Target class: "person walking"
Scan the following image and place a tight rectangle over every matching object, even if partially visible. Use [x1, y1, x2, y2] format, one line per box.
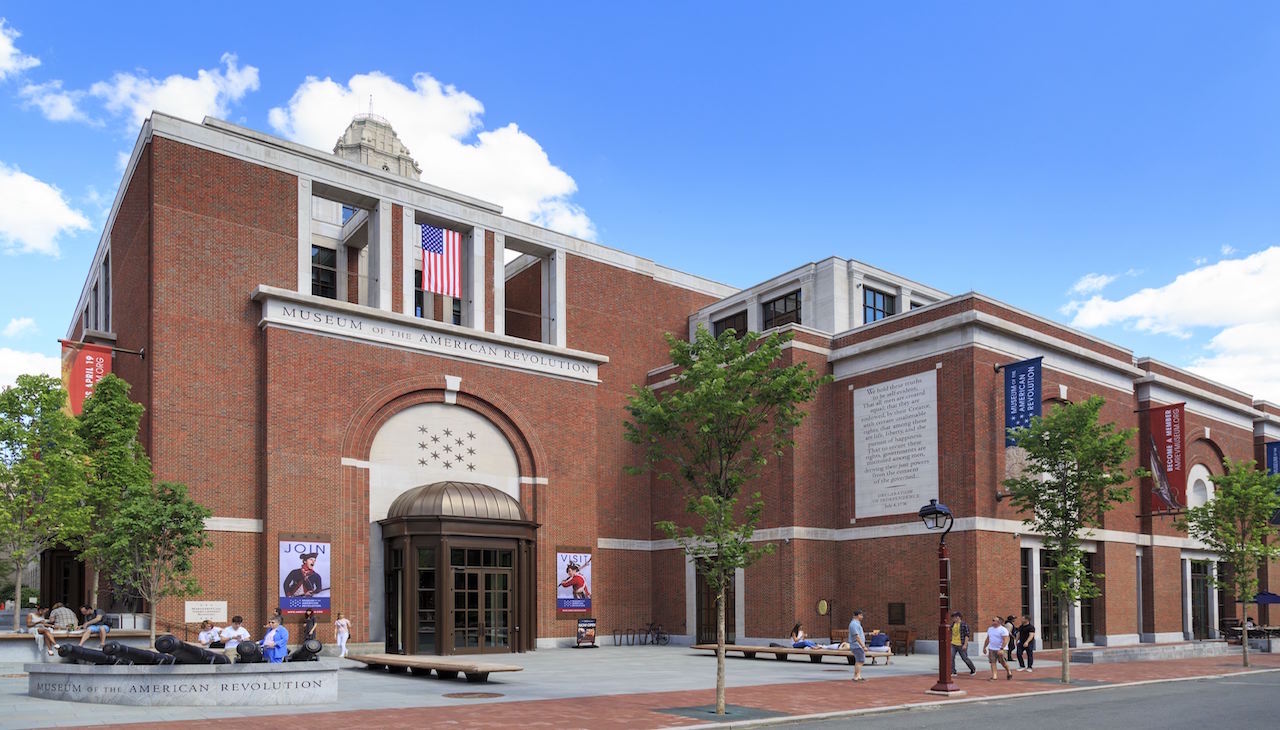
[1003, 615, 1017, 662]
[334, 612, 351, 658]
[949, 611, 976, 676]
[1015, 615, 1036, 672]
[847, 610, 868, 682]
[982, 615, 1013, 680]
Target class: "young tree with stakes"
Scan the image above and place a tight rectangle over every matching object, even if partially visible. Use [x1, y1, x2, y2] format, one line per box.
[0, 375, 92, 631]
[625, 325, 827, 715]
[1004, 395, 1143, 684]
[1177, 458, 1280, 668]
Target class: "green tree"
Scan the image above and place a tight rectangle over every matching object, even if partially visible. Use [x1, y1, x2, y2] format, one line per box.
[1177, 458, 1280, 668]
[1004, 395, 1142, 684]
[625, 325, 828, 714]
[77, 375, 154, 607]
[0, 375, 92, 631]
[0, 371, 91, 627]
[97, 480, 210, 646]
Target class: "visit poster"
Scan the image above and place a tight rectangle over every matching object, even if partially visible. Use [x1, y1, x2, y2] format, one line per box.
[556, 548, 592, 615]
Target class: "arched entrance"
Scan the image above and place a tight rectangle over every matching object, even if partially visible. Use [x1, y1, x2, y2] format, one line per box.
[379, 481, 537, 655]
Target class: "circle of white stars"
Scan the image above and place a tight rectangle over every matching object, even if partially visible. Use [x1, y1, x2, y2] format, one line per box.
[417, 425, 478, 471]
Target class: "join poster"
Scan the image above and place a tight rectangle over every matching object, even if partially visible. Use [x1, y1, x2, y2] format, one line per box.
[279, 539, 331, 614]
[1004, 357, 1042, 446]
[1147, 403, 1186, 512]
[556, 549, 592, 615]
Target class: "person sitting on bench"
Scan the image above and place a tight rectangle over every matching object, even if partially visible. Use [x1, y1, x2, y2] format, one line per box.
[791, 622, 819, 649]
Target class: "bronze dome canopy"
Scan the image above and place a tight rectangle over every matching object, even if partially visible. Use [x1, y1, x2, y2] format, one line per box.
[386, 481, 528, 522]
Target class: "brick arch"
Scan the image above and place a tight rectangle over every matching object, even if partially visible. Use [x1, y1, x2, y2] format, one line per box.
[340, 375, 546, 481]
[1186, 436, 1226, 476]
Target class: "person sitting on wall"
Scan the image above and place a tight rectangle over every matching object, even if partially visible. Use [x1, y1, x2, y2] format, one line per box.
[196, 619, 223, 648]
[28, 606, 59, 656]
[283, 552, 324, 597]
[791, 622, 819, 649]
[259, 617, 289, 663]
[49, 602, 77, 631]
[77, 604, 110, 649]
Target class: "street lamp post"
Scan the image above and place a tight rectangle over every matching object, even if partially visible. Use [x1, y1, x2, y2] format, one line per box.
[919, 498, 964, 695]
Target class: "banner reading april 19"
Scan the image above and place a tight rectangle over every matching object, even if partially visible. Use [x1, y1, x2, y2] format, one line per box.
[60, 340, 112, 415]
[279, 539, 331, 614]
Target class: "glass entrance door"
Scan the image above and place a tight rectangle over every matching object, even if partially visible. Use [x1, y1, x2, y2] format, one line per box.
[453, 569, 513, 653]
[1191, 561, 1212, 640]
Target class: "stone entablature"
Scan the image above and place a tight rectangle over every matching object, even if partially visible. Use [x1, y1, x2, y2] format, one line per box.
[28, 661, 337, 706]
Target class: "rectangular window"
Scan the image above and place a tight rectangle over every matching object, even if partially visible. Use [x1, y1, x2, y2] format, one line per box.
[887, 602, 906, 625]
[761, 290, 801, 330]
[90, 283, 99, 330]
[101, 253, 111, 332]
[863, 287, 896, 323]
[341, 205, 357, 224]
[712, 310, 748, 338]
[311, 245, 337, 299]
[451, 297, 462, 325]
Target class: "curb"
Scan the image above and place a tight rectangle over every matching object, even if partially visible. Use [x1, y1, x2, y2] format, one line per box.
[679, 666, 1280, 729]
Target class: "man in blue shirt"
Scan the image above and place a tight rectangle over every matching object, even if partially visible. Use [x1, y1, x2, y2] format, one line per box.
[847, 609, 867, 681]
[260, 617, 289, 663]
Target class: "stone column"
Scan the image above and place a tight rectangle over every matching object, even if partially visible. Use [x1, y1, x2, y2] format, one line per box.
[467, 226, 486, 329]
[296, 178, 312, 294]
[1027, 546, 1042, 651]
[401, 207, 416, 316]
[492, 232, 506, 335]
[1182, 557, 1193, 640]
[367, 199, 393, 310]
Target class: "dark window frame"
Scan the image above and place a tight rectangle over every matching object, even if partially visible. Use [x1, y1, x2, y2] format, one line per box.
[761, 290, 801, 330]
[712, 310, 748, 338]
[311, 245, 338, 300]
[863, 287, 896, 323]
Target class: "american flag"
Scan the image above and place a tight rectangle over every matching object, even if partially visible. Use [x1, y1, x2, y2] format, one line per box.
[421, 223, 462, 298]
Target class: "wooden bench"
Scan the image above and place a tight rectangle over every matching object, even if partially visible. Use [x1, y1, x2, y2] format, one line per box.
[691, 643, 892, 665]
[346, 653, 523, 683]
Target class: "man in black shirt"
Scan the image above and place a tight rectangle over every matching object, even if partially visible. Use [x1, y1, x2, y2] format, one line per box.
[1015, 614, 1036, 672]
[77, 604, 111, 649]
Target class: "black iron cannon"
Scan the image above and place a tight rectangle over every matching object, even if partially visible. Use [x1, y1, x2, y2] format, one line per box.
[285, 639, 323, 662]
[236, 641, 265, 663]
[103, 641, 175, 665]
[57, 644, 117, 665]
[154, 634, 229, 665]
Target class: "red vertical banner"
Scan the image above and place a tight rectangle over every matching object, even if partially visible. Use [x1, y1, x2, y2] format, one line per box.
[60, 341, 112, 415]
[1146, 402, 1186, 511]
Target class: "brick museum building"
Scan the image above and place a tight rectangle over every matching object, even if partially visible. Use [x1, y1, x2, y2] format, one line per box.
[57, 111, 1280, 655]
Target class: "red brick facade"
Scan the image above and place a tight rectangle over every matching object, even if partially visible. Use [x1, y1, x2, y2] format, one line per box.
[64, 116, 1279, 654]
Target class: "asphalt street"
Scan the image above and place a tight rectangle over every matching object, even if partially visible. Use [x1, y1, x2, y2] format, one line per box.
[785, 670, 1280, 729]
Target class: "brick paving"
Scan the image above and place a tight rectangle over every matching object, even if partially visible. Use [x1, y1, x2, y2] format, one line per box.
[89, 653, 1280, 730]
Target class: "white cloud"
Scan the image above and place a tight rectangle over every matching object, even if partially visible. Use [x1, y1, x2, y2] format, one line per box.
[2, 317, 36, 337]
[1221, 244, 1237, 256]
[89, 53, 259, 130]
[0, 161, 91, 256]
[0, 18, 39, 80]
[1066, 247, 1280, 337]
[1189, 322, 1280, 404]
[0, 348, 60, 391]
[268, 71, 596, 240]
[1068, 272, 1117, 296]
[19, 80, 95, 123]
[1193, 256, 1208, 266]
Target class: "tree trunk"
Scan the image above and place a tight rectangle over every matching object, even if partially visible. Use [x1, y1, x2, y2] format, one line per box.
[149, 603, 156, 649]
[88, 565, 99, 609]
[1242, 623, 1250, 668]
[1059, 596, 1070, 684]
[12, 568, 22, 633]
[716, 583, 727, 715]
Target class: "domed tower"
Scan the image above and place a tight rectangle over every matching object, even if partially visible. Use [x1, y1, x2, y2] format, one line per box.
[333, 113, 423, 180]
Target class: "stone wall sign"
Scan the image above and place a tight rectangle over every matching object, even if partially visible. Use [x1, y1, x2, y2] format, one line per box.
[853, 370, 939, 518]
[27, 661, 337, 706]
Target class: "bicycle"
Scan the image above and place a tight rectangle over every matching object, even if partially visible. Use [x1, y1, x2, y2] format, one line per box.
[642, 621, 669, 646]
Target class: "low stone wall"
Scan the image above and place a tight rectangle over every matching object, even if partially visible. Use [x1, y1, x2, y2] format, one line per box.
[27, 661, 337, 706]
[0, 631, 153, 664]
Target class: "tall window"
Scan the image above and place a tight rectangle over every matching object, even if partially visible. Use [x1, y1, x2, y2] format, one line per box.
[311, 246, 337, 299]
[414, 269, 425, 318]
[713, 310, 748, 338]
[762, 290, 801, 329]
[863, 287, 896, 323]
[90, 283, 99, 330]
[101, 253, 111, 332]
[451, 297, 462, 325]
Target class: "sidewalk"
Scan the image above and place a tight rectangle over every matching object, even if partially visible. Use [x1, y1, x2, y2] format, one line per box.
[83, 651, 1280, 730]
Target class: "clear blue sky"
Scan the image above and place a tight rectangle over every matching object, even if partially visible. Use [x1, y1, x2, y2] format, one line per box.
[3, 3, 1280, 399]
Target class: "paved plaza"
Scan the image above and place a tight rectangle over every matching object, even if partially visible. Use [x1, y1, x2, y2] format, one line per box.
[2, 645, 1278, 728]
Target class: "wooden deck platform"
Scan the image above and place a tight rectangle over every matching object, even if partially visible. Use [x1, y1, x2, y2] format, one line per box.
[347, 653, 524, 683]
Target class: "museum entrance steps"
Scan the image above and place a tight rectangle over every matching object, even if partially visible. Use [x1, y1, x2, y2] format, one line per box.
[1069, 640, 1236, 664]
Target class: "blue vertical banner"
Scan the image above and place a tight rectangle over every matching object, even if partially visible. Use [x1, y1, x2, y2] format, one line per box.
[1266, 441, 1280, 475]
[1004, 357, 1043, 446]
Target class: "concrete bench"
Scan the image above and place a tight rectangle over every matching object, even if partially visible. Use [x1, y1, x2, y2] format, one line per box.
[691, 643, 892, 665]
[346, 653, 523, 683]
